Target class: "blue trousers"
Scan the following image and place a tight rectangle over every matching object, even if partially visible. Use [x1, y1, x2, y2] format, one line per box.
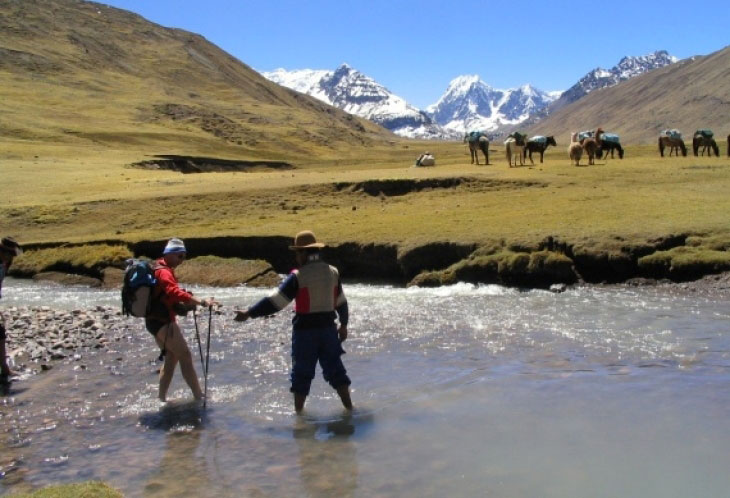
[290, 325, 350, 396]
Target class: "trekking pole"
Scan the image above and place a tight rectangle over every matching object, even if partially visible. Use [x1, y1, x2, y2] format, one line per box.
[193, 310, 205, 373]
[203, 304, 213, 409]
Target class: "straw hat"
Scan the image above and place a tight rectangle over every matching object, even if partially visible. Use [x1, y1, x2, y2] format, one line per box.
[0, 237, 22, 256]
[289, 231, 325, 250]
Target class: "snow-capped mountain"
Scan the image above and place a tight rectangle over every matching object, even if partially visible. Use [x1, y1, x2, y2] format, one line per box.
[263, 64, 446, 139]
[263, 50, 676, 140]
[552, 50, 678, 110]
[426, 75, 560, 137]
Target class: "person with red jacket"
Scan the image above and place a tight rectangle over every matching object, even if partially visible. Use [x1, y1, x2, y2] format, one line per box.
[146, 238, 215, 402]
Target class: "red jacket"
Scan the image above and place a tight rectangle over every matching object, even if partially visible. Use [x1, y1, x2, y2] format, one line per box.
[153, 258, 192, 322]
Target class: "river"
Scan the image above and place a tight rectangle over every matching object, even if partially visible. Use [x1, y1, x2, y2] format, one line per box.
[1, 278, 729, 497]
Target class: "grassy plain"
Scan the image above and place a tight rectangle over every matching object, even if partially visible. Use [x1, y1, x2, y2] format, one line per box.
[3, 139, 729, 257]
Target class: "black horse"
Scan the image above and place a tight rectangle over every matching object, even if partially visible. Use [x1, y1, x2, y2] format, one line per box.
[523, 136, 557, 164]
[692, 133, 720, 157]
[597, 141, 624, 159]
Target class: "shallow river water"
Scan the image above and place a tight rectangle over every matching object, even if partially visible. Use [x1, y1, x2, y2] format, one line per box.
[1, 279, 729, 497]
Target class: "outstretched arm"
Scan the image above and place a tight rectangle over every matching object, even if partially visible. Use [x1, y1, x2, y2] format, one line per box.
[234, 273, 298, 322]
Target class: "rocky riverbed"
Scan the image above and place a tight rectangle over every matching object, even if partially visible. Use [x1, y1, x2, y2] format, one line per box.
[2, 305, 130, 376]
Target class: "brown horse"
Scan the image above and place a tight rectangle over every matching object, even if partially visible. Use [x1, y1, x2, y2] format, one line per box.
[463, 133, 489, 165]
[583, 140, 598, 165]
[580, 128, 603, 165]
[523, 136, 557, 164]
[692, 133, 719, 156]
[658, 136, 687, 157]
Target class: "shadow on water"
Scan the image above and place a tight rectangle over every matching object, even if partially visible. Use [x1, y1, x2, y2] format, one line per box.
[0, 380, 27, 397]
[295, 410, 375, 441]
[138, 400, 208, 432]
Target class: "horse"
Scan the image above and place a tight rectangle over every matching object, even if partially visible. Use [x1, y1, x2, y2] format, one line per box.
[523, 136, 557, 164]
[505, 138, 525, 167]
[579, 128, 603, 165]
[463, 133, 489, 165]
[568, 133, 583, 166]
[568, 143, 583, 166]
[658, 136, 687, 157]
[598, 141, 624, 159]
[692, 133, 719, 157]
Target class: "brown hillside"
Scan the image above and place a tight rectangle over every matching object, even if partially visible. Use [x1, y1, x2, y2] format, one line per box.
[0, 0, 394, 161]
[525, 45, 730, 144]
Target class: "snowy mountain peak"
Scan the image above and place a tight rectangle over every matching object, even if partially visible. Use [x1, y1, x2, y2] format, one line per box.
[556, 50, 677, 106]
[262, 64, 447, 139]
[427, 75, 558, 137]
[445, 74, 483, 94]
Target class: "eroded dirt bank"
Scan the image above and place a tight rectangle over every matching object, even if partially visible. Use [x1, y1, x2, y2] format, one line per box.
[11, 234, 730, 289]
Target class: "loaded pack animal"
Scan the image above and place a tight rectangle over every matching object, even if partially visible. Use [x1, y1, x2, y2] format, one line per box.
[504, 131, 526, 167]
[579, 128, 603, 165]
[523, 135, 557, 164]
[597, 133, 624, 159]
[464, 131, 490, 165]
[568, 132, 583, 166]
[692, 129, 719, 157]
[658, 129, 687, 157]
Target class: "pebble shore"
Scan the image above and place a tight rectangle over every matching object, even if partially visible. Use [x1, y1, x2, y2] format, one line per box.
[2, 305, 131, 374]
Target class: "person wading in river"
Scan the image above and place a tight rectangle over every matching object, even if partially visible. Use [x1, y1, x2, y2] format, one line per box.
[0, 237, 22, 383]
[235, 230, 353, 414]
[147, 238, 216, 402]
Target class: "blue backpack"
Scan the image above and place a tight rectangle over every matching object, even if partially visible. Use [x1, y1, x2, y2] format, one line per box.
[695, 129, 714, 139]
[602, 133, 620, 144]
[121, 259, 158, 317]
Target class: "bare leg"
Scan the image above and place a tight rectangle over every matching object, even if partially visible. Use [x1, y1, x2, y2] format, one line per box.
[294, 393, 307, 414]
[336, 385, 353, 411]
[156, 323, 203, 400]
[1, 338, 13, 377]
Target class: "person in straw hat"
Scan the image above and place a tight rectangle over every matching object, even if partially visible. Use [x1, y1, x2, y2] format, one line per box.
[0, 237, 23, 382]
[146, 237, 217, 402]
[235, 230, 353, 413]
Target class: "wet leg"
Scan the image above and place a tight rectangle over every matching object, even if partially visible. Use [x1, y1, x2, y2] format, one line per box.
[164, 323, 203, 400]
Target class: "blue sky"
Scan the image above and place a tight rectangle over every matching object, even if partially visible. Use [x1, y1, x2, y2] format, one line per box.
[100, 0, 729, 109]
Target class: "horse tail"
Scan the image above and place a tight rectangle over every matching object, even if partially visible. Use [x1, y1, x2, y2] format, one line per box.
[679, 141, 687, 157]
[658, 137, 663, 157]
[712, 140, 719, 157]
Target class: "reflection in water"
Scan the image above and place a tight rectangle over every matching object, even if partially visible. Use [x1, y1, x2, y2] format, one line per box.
[139, 402, 208, 497]
[293, 413, 369, 498]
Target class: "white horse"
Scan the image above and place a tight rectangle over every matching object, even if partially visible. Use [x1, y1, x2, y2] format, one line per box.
[504, 137, 525, 167]
[568, 132, 583, 166]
